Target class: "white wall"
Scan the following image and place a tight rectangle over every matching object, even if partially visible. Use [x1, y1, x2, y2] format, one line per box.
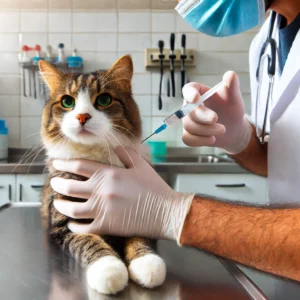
[0, 2, 259, 149]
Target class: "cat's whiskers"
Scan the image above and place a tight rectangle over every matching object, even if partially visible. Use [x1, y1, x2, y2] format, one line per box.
[27, 144, 46, 174]
[12, 142, 44, 173]
[25, 131, 64, 173]
[111, 124, 136, 139]
[103, 133, 113, 170]
[23, 131, 41, 140]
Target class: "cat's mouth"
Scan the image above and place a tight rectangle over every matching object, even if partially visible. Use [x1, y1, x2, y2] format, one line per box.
[78, 128, 95, 136]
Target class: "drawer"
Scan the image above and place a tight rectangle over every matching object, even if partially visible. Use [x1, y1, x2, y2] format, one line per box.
[16, 174, 48, 202]
[0, 175, 15, 205]
[174, 174, 269, 205]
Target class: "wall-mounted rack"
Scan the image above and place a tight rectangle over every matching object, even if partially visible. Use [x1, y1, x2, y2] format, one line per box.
[145, 48, 195, 69]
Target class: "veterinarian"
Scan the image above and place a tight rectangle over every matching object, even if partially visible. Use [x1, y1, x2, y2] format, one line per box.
[51, 0, 300, 281]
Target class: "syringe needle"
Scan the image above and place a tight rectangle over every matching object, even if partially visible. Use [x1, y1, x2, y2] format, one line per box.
[141, 133, 155, 144]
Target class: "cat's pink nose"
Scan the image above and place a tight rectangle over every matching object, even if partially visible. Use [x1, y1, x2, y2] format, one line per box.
[76, 113, 91, 125]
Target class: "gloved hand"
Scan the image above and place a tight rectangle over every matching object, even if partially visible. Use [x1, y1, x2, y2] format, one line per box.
[182, 71, 252, 154]
[51, 147, 195, 244]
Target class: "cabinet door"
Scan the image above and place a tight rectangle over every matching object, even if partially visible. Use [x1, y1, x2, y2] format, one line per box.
[174, 174, 269, 205]
[16, 174, 48, 202]
[0, 175, 16, 206]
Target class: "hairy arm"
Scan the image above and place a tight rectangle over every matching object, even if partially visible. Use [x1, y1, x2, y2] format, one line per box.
[229, 124, 268, 177]
[180, 196, 300, 281]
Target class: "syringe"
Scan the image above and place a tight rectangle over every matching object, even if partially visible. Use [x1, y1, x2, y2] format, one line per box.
[141, 81, 224, 144]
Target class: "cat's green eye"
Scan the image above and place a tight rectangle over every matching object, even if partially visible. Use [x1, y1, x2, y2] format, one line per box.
[96, 93, 112, 107]
[61, 95, 75, 109]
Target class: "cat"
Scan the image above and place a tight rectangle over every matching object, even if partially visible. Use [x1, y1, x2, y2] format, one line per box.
[39, 55, 166, 295]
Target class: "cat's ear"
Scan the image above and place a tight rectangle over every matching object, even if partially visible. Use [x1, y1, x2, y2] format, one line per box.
[109, 55, 133, 82]
[38, 60, 64, 91]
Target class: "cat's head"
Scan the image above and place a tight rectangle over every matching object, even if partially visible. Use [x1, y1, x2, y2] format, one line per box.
[39, 55, 141, 155]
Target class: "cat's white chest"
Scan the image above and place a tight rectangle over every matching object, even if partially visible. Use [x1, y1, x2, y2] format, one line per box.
[45, 142, 124, 168]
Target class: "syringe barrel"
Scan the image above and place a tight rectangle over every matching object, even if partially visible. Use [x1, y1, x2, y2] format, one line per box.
[181, 102, 199, 116]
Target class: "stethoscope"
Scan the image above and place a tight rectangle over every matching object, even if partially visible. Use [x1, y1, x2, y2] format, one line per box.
[255, 11, 277, 144]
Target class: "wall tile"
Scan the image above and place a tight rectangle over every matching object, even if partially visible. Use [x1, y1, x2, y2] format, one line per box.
[152, 33, 198, 49]
[175, 14, 197, 33]
[20, 95, 44, 116]
[72, 0, 117, 10]
[195, 52, 249, 75]
[49, 12, 72, 33]
[73, 13, 117, 32]
[0, 12, 19, 33]
[118, 33, 151, 51]
[5, 117, 20, 148]
[152, 95, 182, 117]
[95, 52, 118, 70]
[20, 116, 42, 148]
[141, 116, 152, 138]
[49, 33, 72, 53]
[0, 34, 19, 51]
[0, 96, 19, 117]
[118, 0, 151, 10]
[152, 0, 178, 10]
[0, 0, 19, 10]
[49, 0, 72, 10]
[96, 34, 117, 52]
[20, 12, 47, 33]
[72, 34, 97, 51]
[19, 33, 48, 53]
[19, 0, 47, 10]
[119, 12, 150, 32]
[0, 53, 19, 73]
[81, 52, 97, 73]
[118, 51, 145, 73]
[134, 95, 152, 116]
[151, 12, 175, 33]
[132, 73, 151, 95]
[197, 33, 256, 52]
[0, 75, 20, 95]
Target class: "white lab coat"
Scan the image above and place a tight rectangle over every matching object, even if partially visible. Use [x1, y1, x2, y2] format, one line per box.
[249, 14, 300, 205]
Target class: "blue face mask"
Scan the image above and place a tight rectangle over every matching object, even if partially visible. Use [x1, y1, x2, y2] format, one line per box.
[176, 0, 265, 37]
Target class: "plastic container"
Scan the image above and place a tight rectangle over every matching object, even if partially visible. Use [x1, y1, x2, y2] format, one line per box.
[0, 120, 8, 160]
[147, 141, 167, 163]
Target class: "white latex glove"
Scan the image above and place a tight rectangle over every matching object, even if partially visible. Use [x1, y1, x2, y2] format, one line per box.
[51, 147, 195, 244]
[182, 71, 252, 154]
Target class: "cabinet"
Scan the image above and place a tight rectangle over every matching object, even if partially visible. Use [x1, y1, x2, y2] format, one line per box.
[0, 175, 15, 205]
[174, 174, 269, 205]
[16, 174, 48, 202]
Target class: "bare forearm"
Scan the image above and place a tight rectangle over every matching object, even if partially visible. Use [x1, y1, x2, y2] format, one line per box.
[230, 124, 268, 177]
[180, 196, 300, 281]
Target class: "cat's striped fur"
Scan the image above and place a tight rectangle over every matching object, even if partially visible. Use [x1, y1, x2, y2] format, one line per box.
[39, 55, 166, 294]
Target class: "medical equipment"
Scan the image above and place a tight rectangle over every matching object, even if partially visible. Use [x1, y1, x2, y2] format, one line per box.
[255, 11, 277, 144]
[141, 81, 224, 144]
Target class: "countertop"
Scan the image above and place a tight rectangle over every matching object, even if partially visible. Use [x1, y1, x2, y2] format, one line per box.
[0, 148, 249, 174]
[0, 204, 265, 300]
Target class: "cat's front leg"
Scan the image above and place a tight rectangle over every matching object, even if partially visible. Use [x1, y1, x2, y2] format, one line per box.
[124, 237, 166, 288]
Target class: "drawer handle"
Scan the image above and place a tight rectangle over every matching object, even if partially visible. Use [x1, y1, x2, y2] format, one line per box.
[0, 186, 4, 189]
[19, 184, 23, 202]
[31, 185, 45, 189]
[8, 184, 11, 201]
[215, 184, 246, 188]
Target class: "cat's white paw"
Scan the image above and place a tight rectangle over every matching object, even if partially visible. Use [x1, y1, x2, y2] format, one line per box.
[128, 254, 166, 288]
[86, 256, 128, 295]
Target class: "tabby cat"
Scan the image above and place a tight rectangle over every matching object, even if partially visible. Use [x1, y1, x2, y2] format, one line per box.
[39, 55, 166, 295]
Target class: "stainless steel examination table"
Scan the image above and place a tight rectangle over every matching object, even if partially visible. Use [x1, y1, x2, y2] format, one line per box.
[1, 204, 300, 300]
